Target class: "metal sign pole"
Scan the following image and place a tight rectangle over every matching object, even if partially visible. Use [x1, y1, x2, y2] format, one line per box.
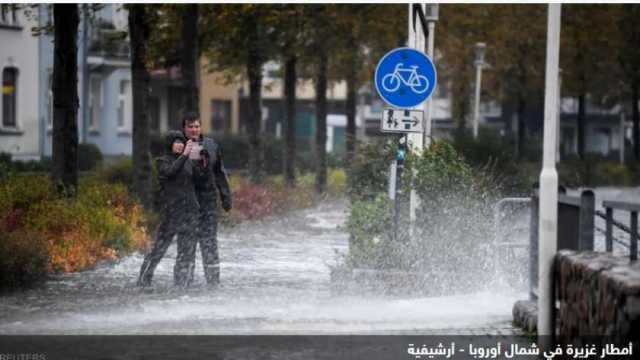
[394, 134, 407, 242]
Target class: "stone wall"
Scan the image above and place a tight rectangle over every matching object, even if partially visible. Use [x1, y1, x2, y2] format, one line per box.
[555, 250, 640, 343]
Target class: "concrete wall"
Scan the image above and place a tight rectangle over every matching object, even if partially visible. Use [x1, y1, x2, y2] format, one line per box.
[556, 250, 640, 343]
[0, 7, 41, 160]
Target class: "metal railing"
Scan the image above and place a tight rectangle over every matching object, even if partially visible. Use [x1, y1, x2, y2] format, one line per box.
[529, 188, 595, 301]
[598, 201, 640, 261]
[493, 197, 531, 284]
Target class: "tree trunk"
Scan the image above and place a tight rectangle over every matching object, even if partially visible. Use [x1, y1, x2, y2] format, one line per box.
[345, 60, 357, 166]
[181, 4, 199, 114]
[633, 80, 639, 161]
[577, 92, 586, 159]
[247, 49, 263, 183]
[315, 51, 328, 195]
[51, 4, 79, 197]
[284, 55, 297, 187]
[129, 5, 152, 209]
[516, 96, 526, 160]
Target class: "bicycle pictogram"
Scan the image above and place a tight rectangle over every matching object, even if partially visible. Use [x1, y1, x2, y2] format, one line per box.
[381, 63, 430, 94]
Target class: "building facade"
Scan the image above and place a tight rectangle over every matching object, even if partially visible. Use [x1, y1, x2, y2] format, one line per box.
[0, 4, 42, 160]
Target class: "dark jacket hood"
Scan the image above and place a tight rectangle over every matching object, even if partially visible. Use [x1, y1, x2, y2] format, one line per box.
[165, 130, 186, 154]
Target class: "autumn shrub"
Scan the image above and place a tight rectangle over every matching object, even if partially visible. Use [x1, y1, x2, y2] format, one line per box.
[0, 229, 50, 290]
[219, 169, 345, 226]
[0, 174, 150, 289]
[226, 177, 274, 222]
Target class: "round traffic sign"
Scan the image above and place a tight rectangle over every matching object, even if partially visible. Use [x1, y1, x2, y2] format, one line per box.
[374, 47, 437, 108]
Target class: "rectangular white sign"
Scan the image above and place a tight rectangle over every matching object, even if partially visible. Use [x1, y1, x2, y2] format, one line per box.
[380, 108, 424, 133]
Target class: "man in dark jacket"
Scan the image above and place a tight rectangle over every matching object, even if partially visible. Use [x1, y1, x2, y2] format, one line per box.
[182, 112, 232, 286]
[137, 130, 200, 287]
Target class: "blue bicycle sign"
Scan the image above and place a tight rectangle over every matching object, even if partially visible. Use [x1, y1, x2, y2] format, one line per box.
[375, 47, 437, 108]
[382, 63, 430, 94]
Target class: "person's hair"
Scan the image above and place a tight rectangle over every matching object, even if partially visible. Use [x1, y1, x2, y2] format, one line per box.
[182, 111, 201, 128]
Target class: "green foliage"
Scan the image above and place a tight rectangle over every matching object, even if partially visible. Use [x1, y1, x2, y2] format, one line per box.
[414, 141, 475, 198]
[327, 168, 346, 197]
[216, 134, 341, 175]
[559, 155, 635, 187]
[346, 139, 396, 202]
[77, 143, 103, 171]
[345, 194, 393, 268]
[344, 140, 502, 292]
[95, 157, 133, 186]
[451, 131, 535, 193]
[0, 152, 51, 173]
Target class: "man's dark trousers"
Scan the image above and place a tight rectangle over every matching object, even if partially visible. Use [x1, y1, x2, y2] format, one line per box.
[194, 190, 220, 284]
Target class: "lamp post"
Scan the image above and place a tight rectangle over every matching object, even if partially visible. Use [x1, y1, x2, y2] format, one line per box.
[473, 42, 486, 139]
[539, 3, 561, 340]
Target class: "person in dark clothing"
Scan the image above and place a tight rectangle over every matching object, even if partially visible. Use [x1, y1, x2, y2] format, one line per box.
[182, 112, 232, 286]
[137, 130, 200, 287]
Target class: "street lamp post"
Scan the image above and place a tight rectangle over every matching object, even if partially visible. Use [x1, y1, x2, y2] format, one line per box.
[473, 42, 486, 139]
[539, 3, 562, 340]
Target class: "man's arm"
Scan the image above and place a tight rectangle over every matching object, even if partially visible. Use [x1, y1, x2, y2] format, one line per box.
[214, 146, 232, 211]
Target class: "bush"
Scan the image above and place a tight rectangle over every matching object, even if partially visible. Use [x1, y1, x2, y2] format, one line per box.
[345, 194, 393, 268]
[227, 177, 275, 221]
[344, 140, 502, 292]
[0, 174, 150, 288]
[215, 133, 335, 175]
[0, 152, 51, 173]
[78, 143, 103, 171]
[95, 157, 133, 186]
[346, 139, 397, 202]
[0, 229, 50, 290]
[558, 154, 635, 187]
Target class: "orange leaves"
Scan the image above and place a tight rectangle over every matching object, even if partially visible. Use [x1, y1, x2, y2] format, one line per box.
[0, 175, 152, 285]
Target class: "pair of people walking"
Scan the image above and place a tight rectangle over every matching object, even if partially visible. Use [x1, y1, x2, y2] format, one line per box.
[137, 112, 232, 288]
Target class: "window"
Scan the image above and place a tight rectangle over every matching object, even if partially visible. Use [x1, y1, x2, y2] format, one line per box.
[117, 80, 131, 130]
[149, 96, 160, 132]
[0, 5, 18, 26]
[210, 99, 231, 133]
[89, 76, 102, 131]
[2, 67, 18, 128]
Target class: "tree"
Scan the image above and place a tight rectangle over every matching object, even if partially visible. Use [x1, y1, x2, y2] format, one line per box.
[332, 4, 406, 165]
[489, 5, 546, 159]
[128, 5, 153, 209]
[561, 5, 618, 159]
[301, 4, 335, 195]
[200, 5, 279, 183]
[51, 4, 79, 197]
[272, 4, 304, 187]
[439, 5, 547, 158]
[617, 4, 640, 161]
[181, 4, 199, 114]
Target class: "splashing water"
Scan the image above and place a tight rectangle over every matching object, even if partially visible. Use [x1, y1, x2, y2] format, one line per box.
[0, 200, 524, 335]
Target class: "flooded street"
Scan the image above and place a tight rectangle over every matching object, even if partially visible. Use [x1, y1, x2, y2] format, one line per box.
[0, 200, 522, 335]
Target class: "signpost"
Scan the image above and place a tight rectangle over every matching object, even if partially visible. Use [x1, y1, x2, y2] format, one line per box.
[375, 47, 437, 242]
